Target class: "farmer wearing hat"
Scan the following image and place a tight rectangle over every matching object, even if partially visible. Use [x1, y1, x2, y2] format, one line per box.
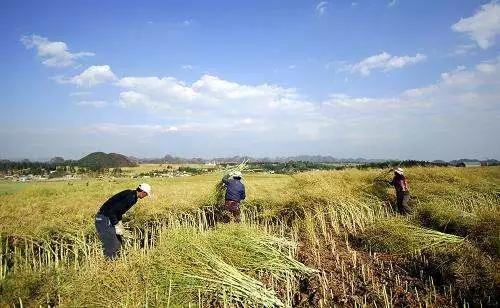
[95, 183, 152, 259]
[389, 168, 410, 214]
[222, 171, 245, 222]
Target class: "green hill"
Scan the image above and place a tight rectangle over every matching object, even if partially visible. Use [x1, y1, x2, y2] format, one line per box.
[78, 152, 137, 170]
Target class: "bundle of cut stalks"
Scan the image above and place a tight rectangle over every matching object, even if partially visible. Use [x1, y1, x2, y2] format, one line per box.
[61, 224, 316, 307]
[360, 217, 464, 254]
[143, 225, 315, 306]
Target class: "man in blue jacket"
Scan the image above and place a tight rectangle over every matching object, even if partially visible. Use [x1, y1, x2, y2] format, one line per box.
[222, 171, 245, 222]
[95, 183, 151, 259]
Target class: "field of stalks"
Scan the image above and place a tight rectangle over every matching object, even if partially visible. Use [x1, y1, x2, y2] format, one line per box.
[0, 166, 499, 307]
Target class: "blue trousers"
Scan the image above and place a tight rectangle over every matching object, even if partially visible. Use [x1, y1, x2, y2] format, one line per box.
[95, 214, 121, 259]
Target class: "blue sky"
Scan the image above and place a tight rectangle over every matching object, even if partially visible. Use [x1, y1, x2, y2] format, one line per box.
[1, 0, 499, 160]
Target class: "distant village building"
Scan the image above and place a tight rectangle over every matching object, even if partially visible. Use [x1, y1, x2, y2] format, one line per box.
[456, 161, 481, 167]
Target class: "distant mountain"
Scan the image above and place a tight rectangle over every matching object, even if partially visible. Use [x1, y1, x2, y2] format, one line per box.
[79, 152, 137, 169]
[139, 154, 205, 164]
[137, 154, 396, 164]
[49, 156, 65, 164]
[1, 154, 499, 167]
[115, 153, 500, 166]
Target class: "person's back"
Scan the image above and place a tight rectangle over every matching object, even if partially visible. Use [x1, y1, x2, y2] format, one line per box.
[390, 173, 409, 193]
[224, 178, 246, 202]
[98, 189, 137, 226]
[222, 172, 246, 222]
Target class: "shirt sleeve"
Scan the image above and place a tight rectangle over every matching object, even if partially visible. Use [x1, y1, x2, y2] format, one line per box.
[114, 191, 134, 224]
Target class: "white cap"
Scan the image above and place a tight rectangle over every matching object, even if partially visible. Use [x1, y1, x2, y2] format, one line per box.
[138, 183, 152, 196]
[395, 168, 404, 175]
[231, 171, 243, 178]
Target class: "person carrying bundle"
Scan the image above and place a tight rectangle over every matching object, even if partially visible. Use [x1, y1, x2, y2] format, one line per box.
[95, 183, 152, 259]
[388, 168, 411, 214]
[222, 171, 246, 222]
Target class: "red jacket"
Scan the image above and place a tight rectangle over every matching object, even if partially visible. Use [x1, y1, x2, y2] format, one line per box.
[390, 175, 409, 193]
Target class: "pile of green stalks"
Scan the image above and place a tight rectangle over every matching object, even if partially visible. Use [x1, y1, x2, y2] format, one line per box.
[25, 224, 316, 307]
[414, 196, 500, 256]
[357, 217, 464, 254]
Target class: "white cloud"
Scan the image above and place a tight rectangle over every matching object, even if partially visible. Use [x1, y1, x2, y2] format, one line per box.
[316, 1, 328, 16]
[116, 74, 317, 115]
[59, 65, 117, 87]
[181, 64, 197, 70]
[83, 119, 269, 137]
[319, 58, 500, 156]
[452, 1, 500, 49]
[113, 74, 326, 139]
[76, 100, 108, 108]
[116, 76, 198, 110]
[84, 123, 180, 135]
[324, 94, 401, 109]
[21, 34, 94, 67]
[326, 57, 500, 111]
[387, 0, 397, 8]
[452, 43, 477, 56]
[346, 52, 426, 76]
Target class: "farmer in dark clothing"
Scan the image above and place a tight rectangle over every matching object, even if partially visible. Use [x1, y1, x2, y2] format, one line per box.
[95, 183, 151, 259]
[222, 171, 245, 222]
[389, 168, 410, 214]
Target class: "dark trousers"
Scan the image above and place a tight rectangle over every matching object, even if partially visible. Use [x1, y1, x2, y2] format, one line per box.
[396, 191, 411, 214]
[225, 200, 241, 223]
[95, 214, 121, 259]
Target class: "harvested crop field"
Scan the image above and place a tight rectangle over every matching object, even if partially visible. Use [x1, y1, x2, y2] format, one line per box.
[1, 166, 499, 307]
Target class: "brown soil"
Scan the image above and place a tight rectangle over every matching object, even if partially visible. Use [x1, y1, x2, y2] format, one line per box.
[292, 227, 453, 307]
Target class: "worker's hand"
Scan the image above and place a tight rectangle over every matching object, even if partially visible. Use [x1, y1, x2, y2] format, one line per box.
[115, 221, 125, 235]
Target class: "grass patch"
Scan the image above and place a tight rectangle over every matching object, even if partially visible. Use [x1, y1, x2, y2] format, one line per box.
[0, 182, 27, 195]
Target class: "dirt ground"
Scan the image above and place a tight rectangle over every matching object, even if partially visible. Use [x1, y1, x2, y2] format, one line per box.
[292, 227, 453, 307]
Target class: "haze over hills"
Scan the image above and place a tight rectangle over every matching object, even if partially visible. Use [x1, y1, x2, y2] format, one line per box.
[1, 152, 498, 166]
[132, 154, 499, 165]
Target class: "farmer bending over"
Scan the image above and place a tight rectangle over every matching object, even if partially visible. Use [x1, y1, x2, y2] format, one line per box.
[389, 168, 410, 214]
[222, 171, 245, 222]
[95, 183, 151, 259]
